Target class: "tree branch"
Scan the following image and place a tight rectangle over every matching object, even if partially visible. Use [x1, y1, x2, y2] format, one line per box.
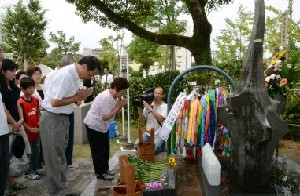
[90, 0, 191, 47]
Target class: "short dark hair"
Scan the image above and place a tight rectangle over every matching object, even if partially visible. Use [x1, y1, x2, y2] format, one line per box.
[1, 59, 18, 72]
[0, 59, 18, 91]
[26, 66, 42, 77]
[110, 77, 129, 92]
[78, 56, 101, 71]
[155, 85, 164, 93]
[16, 70, 27, 80]
[104, 66, 109, 71]
[20, 77, 35, 89]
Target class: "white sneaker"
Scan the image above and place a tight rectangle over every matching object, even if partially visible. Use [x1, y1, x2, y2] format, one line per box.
[67, 164, 79, 169]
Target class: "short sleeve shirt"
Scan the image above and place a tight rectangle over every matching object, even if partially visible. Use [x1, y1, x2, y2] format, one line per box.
[144, 101, 167, 136]
[83, 89, 117, 132]
[42, 64, 80, 114]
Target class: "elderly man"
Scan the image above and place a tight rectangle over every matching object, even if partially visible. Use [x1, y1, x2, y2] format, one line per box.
[40, 56, 100, 195]
[59, 54, 78, 170]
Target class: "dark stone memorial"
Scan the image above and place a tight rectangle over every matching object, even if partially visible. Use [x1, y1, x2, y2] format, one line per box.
[217, 0, 288, 192]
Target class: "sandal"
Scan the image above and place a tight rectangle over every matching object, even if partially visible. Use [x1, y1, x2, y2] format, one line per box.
[96, 173, 114, 180]
[12, 181, 27, 190]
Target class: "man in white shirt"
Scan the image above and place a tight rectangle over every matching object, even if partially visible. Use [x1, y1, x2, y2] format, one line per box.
[40, 56, 100, 195]
[101, 66, 113, 88]
[135, 86, 167, 153]
[0, 92, 10, 195]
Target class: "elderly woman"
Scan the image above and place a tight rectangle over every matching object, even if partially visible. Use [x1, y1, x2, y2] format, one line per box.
[84, 77, 129, 180]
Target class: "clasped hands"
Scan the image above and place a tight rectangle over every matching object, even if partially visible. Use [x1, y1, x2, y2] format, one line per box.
[74, 87, 94, 105]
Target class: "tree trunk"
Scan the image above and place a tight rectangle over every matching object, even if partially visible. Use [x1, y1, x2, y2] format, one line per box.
[170, 45, 176, 71]
[189, 32, 212, 65]
[23, 55, 28, 70]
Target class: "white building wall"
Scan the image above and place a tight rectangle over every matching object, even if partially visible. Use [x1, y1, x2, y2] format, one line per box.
[176, 23, 193, 72]
[82, 48, 92, 56]
[176, 47, 192, 72]
[146, 22, 193, 75]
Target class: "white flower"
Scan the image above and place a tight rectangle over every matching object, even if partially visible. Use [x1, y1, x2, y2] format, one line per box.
[275, 75, 281, 79]
[265, 76, 271, 82]
[270, 74, 276, 79]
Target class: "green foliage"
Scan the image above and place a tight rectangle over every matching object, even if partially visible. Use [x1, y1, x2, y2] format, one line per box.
[285, 42, 300, 89]
[66, 0, 235, 65]
[98, 37, 119, 75]
[213, 4, 253, 81]
[1, 0, 48, 66]
[40, 31, 81, 67]
[127, 36, 161, 75]
[284, 126, 300, 141]
[130, 71, 143, 78]
[49, 31, 81, 55]
[283, 92, 300, 125]
[127, 70, 221, 121]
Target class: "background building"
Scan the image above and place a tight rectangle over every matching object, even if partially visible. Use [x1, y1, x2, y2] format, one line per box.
[82, 47, 102, 56]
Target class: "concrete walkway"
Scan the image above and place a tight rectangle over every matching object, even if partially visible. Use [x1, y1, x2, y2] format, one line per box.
[14, 151, 205, 196]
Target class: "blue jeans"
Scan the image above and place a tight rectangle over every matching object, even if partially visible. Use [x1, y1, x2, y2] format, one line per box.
[65, 112, 74, 166]
[0, 133, 9, 195]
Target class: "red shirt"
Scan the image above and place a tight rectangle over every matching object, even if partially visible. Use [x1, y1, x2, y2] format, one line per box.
[19, 96, 40, 141]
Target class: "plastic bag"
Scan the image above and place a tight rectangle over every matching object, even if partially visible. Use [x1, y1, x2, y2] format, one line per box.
[9, 154, 29, 177]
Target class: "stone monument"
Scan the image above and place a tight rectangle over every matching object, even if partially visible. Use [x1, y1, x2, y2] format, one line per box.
[218, 0, 288, 192]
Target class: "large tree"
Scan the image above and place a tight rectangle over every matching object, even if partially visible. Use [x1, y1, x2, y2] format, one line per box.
[66, 0, 233, 65]
[1, 0, 48, 69]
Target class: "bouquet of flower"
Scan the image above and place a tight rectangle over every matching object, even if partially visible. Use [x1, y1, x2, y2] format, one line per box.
[264, 59, 288, 98]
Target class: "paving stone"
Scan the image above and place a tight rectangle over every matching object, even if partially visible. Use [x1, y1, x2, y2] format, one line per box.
[13, 151, 205, 196]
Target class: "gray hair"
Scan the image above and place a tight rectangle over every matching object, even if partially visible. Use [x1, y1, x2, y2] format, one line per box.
[60, 54, 75, 67]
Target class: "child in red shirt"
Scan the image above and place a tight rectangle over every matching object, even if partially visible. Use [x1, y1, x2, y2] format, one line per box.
[19, 77, 41, 180]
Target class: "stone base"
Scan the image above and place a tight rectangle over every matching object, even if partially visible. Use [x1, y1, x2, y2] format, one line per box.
[74, 102, 91, 144]
[198, 158, 220, 195]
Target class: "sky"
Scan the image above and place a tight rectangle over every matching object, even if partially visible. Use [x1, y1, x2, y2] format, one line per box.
[0, 0, 299, 53]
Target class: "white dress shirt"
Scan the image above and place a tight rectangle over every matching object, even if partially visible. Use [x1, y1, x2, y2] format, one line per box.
[42, 64, 80, 114]
[101, 74, 113, 85]
[0, 92, 9, 136]
[84, 89, 117, 133]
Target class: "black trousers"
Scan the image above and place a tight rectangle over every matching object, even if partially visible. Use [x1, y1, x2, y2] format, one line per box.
[0, 133, 9, 195]
[86, 125, 109, 175]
